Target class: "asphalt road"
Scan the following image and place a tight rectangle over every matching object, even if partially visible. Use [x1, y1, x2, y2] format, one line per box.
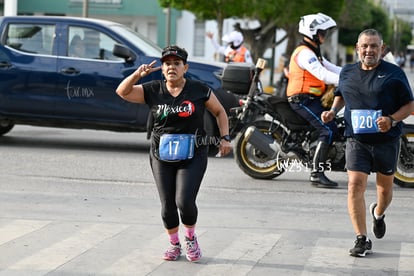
[0, 125, 413, 276]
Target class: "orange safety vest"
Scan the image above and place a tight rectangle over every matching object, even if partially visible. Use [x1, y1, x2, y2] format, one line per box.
[286, 45, 326, 97]
[225, 46, 247, 63]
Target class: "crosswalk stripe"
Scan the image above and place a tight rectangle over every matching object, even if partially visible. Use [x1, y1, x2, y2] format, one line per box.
[0, 219, 51, 246]
[302, 238, 354, 275]
[102, 232, 166, 275]
[1, 220, 413, 275]
[0, 223, 129, 276]
[196, 232, 281, 276]
[102, 229, 207, 275]
[398, 242, 414, 275]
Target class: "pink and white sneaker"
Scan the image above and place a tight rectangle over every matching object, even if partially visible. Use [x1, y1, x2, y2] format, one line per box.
[185, 236, 202, 262]
[163, 243, 181, 261]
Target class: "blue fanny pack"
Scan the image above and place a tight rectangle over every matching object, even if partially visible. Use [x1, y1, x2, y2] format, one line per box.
[159, 134, 195, 161]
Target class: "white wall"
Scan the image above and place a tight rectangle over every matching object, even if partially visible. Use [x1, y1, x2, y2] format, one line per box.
[181, 15, 289, 67]
[176, 11, 196, 57]
[4, 0, 18, 16]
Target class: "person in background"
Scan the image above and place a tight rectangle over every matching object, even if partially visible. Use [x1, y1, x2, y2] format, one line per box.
[322, 29, 414, 257]
[68, 35, 85, 58]
[286, 12, 342, 188]
[83, 29, 101, 59]
[275, 53, 290, 97]
[381, 45, 398, 65]
[116, 45, 232, 262]
[206, 30, 253, 63]
[395, 51, 406, 68]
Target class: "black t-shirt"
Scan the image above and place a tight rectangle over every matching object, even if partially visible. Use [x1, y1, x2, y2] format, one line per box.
[143, 79, 211, 148]
[335, 60, 413, 143]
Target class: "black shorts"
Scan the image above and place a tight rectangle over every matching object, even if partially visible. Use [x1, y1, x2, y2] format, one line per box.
[345, 137, 400, 175]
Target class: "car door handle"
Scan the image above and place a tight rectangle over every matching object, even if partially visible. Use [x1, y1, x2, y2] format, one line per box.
[0, 61, 12, 68]
[61, 67, 80, 74]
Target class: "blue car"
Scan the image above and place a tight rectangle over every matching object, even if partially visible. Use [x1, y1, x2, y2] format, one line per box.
[0, 16, 235, 138]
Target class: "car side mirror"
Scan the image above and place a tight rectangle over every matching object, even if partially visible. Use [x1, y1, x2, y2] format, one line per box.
[113, 44, 136, 62]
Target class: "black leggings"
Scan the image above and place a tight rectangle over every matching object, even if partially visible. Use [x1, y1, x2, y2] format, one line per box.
[149, 146, 208, 229]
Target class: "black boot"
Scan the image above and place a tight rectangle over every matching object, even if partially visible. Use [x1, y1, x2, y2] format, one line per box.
[310, 141, 338, 188]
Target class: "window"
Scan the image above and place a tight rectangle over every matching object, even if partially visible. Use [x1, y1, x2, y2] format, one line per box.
[70, 0, 122, 4]
[193, 20, 205, 57]
[68, 26, 123, 60]
[5, 23, 55, 55]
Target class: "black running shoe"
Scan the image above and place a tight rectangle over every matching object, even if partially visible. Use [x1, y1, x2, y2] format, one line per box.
[369, 202, 386, 239]
[349, 235, 373, 257]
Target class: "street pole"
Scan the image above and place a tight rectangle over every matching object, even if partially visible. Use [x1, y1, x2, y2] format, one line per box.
[83, 0, 89, 18]
[4, 0, 18, 16]
[269, 29, 277, 87]
[165, 6, 171, 47]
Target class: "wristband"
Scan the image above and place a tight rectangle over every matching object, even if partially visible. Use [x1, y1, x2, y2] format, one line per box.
[220, 135, 231, 142]
[388, 115, 398, 127]
[330, 107, 338, 114]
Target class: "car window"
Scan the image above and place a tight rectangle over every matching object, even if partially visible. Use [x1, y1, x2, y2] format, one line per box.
[110, 25, 162, 57]
[5, 23, 55, 55]
[68, 26, 123, 61]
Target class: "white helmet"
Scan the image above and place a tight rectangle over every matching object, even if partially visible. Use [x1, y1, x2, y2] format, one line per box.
[222, 31, 244, 48]
[298, 13, 336, 41]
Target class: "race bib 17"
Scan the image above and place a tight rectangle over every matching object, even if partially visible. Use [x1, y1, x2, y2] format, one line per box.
[159, 134, 195, 161]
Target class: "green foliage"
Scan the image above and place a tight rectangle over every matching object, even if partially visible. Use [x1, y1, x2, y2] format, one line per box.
[158, 0, 246, 20]
[396, 19, 413, 51]
[337, 0, 373, 45]
[159, 0, 345, 61]
[370, 5, 391, 43]
[158, 0, 410, 58]
[338, 0, 372, 29]
[337, 0, 397, 47]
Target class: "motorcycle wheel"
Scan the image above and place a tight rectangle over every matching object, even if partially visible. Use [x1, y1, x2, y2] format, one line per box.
[234, 121, 285, 179]
[394, 133, 414, 188]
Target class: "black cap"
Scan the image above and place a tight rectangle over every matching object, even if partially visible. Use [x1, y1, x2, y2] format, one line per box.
[161, 45, 188, 63]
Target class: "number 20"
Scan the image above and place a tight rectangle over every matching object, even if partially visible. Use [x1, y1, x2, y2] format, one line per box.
[357, 115, 374, 129]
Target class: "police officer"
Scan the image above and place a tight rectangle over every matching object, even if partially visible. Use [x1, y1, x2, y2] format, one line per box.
[206, 30, 253, 63]
[286, 13, 342, 188]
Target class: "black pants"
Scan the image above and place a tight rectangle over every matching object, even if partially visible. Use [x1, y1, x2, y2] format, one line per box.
[289, 95, 338, 144]
[149, 146, 208, 229]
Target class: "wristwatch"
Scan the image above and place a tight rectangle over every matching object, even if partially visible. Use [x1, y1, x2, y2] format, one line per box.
[220, 135, 231, 142]
[388, 115, 398, 127]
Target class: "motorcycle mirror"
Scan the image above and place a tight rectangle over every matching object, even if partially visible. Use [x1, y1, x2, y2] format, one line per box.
[256, 58, 267, 69]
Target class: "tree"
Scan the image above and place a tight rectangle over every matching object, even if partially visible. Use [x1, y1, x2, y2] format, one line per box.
[391, 18, 413, 52]
[336, 0, 412, 58]
[158, 0, 246, 55]
[337, 0, 391, 47]
[158, 0, 344, 62]
[158, 0, 412, 66]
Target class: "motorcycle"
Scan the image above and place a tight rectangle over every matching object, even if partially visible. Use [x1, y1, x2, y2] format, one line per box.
[395, 121, 414, 188]
[205, 58, 268, 155]
[230, 62, 414, 188]
[233, 96, 347, 180]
